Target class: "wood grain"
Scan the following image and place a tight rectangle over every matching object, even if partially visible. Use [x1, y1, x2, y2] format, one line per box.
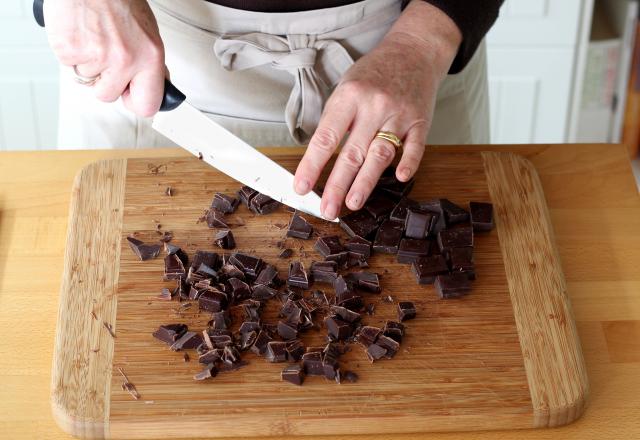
[483, 152, 589, 427]
[49, 151, 584, 438]
[50, 159, 127, 439]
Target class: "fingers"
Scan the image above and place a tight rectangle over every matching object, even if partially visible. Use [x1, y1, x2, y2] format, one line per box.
[294, 97, 356, 196]
[396, 121, 428, 182]
[320, 111, 382, 219]
[122, 66, 166, 117]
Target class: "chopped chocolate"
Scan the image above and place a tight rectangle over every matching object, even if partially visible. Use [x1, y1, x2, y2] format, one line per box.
[389, 198, 418, 223]
[156, 287, 173, 301]
[330, 305, 361, 324]
[238, 186, 259, 208]
[287, 261, 309, 289]
[310, 261, 338, 284]
[242, 301, 262, 322]
[434, 272, 472, 299]
[205, 209, 229, 228]
[285, 339, 305, 361]
[117, 367, 141, 400]
[333, 275, 351, 298]
[397, 238, 430, 264]
[165, 186, 174, 197]
[278, 248, 293, 259]
[339, 210, 379, 239]
[214, 230, 236, 249]
[364, 194, 395, 220]
[282, 364, 305, 385]
[265, 341, 288, 362]
[383, 321, 405, 343]
[470, 201, 494, 232]
[324, 251, 349, 267]
[191, 251, 220, 272]
[377, 168, 415, 198]
[229, 253, 264, 280]
[325, 316, 353, 341]
[314, 235, 343, 257]
[366, 343, 387, 362]
[222, 345, 242, 365]
[342, 370, 359, 383]
[219, 262, 244, 280]
[277, 321, 299, 340]
[183, 353, 190, 362]
[345, 271, 381, 293]
[153, 324, 188, 345]
[373, 220, 403, 254]
[411, 255, 448, 284]
[322, 353, 339, 380]
[337, 294, 364, 312]
[357, 326, 381, 347]
[366, 302, 375, 315]
[397, 301, 416, 321]
[198, 289, 228, 312]
[376, 334, 400, 358]
[170, 331, 203, 351]
[210, 311, 230, 330]
[227, 277, 252, 301]
[250, 193, 281, 214]
[404, 208, 433, 239]
[302, 351, 324, 375]
[251, 284, 278, 300]
[163, 254, 186, 280]
[254, 264, 279, 287]
[250, 331, 272, 356]
[449, 246, 476, 280]
[419, 199, 446, 236]
[193, 363, 218, 381]
[126, 237, 161, 261]
[240, 331, 258, 350]
[211, 193, 240, 214]
[199, 349, 222, 364]
[164, 242, 188, 263]
[346, 252, 368, 268]
[438, 224, 474, 250]
[286, 213, 313, 239]
[344, 236, 372, 258]
[440, 199, 470, 225]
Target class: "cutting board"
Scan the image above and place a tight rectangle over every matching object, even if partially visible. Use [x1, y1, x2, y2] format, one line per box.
[51, 151, 588, 439]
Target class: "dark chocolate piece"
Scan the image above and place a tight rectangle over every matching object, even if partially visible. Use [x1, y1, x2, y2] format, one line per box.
[250, 331, 272, 356]
[324, 251, 349, 268]
[438, 224, 474, 250]
[325, 316, 353, 341]
[152, 324, 187, 345]
[277, 321, 299, 340]
[419, 199, 446, 236]
[229, 253, 264, 280]
[214, 230, 236, 250]
[227, 277, 252, 301]
[397, 238, 430, 264]
[397, 301, 416, 321]
[377, 167, 415, 198]
[191, 251, 220, 272]
[237, 186, 258, 208]
[339, 210, 379, 239]
[363, 195, 395, 220]
[342, 370, 359, 383]
[278, 248, 293, 259]
[376, 334, 400, 358]
[250, 192, 281, 215]
[286, 213, 313, 239]
[165, 186, 174, 196]
[205, 209, 229, 228]
[164, 243, 188, 265]
[357, 326, 381, 347]
[373, 220, 403, 254]
[240, 331, 258, 351]
[366, 343, 387, 362]
[345, 271, 381, 293]
[314, 235, 343, 258]
[281, 364, 305, 385]
[163, 254, 186, 280]
[285, 339, 305, 362]
[219, 262, 244, 280]
[170, 331, 204, 351]
[212, 193, 240, 214]
[265, 341, 288, 363]
[198, 289, 228, 312]
[330, 305, 361, 324]
[156, 287, 173, 301]
[389, 198, 418, 223]
[449, 246, 476, 280]
[346, 252, 368, 268]
[193, 363, 217, 381]
[470, 201, 494, 232]
[435, 272, 472, 298]
[254, 264, 279, 287]
[411, 255, 449, 284]
[210, 311, 230, 330]
[251, 284, 278, 300]
[310, 261, 338, 284]
[199, 349, 222, 364]
[404, 208, 433, 239]
[287, 261, 309, 289]
[440, 198, 470, 225]
[344, 236, 372, 258]
[322, 353, 339, 380]
[333, 275, 351, 297]
[301, 351, 324, 375]
[383, 321, 405, 343]
[337, 295, 364, 312]
[126, 237, 161, 261]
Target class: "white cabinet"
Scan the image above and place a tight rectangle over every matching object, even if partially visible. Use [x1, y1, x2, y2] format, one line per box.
[486, 0, 594, 143]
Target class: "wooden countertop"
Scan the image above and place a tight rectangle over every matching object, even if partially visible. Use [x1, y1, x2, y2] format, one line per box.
[0, 144, 638, 440]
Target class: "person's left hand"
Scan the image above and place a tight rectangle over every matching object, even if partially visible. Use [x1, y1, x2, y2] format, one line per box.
[292, 1, 461, 220]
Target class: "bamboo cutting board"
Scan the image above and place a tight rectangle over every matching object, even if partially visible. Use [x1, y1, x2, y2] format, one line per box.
[51, 151, 588, 439]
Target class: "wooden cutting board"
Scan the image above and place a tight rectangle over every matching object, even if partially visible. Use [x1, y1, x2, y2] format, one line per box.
[51, 151, 588, 439]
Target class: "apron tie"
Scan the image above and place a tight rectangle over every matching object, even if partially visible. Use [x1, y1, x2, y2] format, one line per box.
[214, 33, 355, 143]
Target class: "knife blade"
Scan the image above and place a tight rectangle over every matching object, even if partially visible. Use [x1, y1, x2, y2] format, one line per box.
[153, 102, 335, 221]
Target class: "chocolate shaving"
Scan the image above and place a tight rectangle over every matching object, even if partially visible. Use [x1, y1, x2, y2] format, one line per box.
[103, 321, 116, 338]
[118, 367, 140, 400]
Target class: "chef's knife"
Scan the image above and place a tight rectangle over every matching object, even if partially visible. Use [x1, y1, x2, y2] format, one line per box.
[33, 0, 332, 221]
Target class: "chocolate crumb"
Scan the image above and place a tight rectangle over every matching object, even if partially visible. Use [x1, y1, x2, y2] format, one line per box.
[279, 248, 293, 258]
[103, 322, 116, 338]
[183, 353, 190, 362]
[165, 186, 173, 196]
[117, 367, 140, 400]
[90, 311, 97, 320]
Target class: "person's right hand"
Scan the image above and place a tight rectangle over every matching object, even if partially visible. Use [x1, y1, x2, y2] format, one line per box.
[44, 0, 166, 117]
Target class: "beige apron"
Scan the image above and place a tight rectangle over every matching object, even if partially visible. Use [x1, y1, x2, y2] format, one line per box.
[57, 0, 489, 149]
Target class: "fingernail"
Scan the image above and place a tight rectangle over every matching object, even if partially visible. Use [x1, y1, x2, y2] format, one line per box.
[323, 202, 338, 220]
[349, 192, 363, 210]
[399, 168, 411, 181]
[295, 179, 310, 194]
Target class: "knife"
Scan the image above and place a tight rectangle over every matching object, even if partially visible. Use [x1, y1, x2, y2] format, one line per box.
[33, 0, 333, 221]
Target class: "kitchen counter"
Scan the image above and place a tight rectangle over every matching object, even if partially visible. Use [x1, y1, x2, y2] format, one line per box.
[0, 144, 638, 440]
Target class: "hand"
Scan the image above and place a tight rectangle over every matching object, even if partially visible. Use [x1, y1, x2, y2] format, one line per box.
[44, 0, 166, 117]
[293, 1, 462, 220]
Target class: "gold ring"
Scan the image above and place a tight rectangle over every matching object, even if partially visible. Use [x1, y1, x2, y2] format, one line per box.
[375, 131, 403, 149]
[73, 65, 101, 86]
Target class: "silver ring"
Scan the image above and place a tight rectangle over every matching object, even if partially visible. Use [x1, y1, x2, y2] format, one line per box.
[73, 65, 101, 86]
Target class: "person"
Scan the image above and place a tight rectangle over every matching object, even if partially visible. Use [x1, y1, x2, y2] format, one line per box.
[44, 0, 503, 220]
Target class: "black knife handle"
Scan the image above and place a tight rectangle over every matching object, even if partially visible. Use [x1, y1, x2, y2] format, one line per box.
[32, 0, 186, 112]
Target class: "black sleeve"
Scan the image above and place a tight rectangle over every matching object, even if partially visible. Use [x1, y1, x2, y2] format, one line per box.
[404, 0, 504, 74]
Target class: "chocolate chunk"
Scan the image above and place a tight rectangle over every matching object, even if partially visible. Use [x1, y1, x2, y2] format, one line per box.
[357, 326, 381, 347]
[212, 193, 240, 214]
[310, 261, 338, 284]
[337, 294, 364, 312]
[278, 248, 293, 259]
[219, 262, 244, 280]
[254, 264, 279, 287]
[397, 238, 430, 264]
[411, 255, 448, 284]
[373, 220, 403, 254]
[345, 271, 381, 293]
[250, 331, 272, 356]
[285, 339, 305, 361]
[243, 300, 262, 322]
[342, 370, 359, 383]
[194, 363, 218, 381]
[324, 251, 349, 268]
[237, 186, 259, 208]
[325, 316, 353, 341]
[449, 246, 475, 280]
[191, 251, 220, 272]
[277, 321, 299, 340]
[322, 353, 339, 380]
[251, 284, 278, 300]
[383, 321, 405, 343]
[210, 311, 230, 330]
[250, 192, 281, 215]
[156, 287, 173, 301]
[240, 331, 258, 351]
[438, 224, 474, 251]
[435, 272, 472, 299]
[238, 321, 261, 334]
[199, 349, 222, 364]
[397, 301, 416, 321]
[302, 351, 324, 375]
[346, 252, 368, 268]
[198, 289, 228, 312]
[344, 236, 372, 258]
[287, 261, 309, 289]
[265, 341, 288, 363]
[286, 213, 313, 239]
[126, 237, 161, 261]
[376, 334, 400, 358]
[222, 345, 242, 365]
[281, 364, 305, 385]
[314, 235, 343, 257]
[389, 198, 418, 223]
[404, 209, 433, 239]
[419, 199, 446, 236]
[366, 302, 375, 315]
[333, 275, 351, 297]
[229, 253, 264, 280]
[227, 277, 252, 301]
[470, 201, 494, 232]
[363, 195, 395, 220]
[366, 343, 387, 362]
[214, 230, 236, 250]
[170, 331, 204, 351]
[163, 254, 186, 281]
[164, 243, 188, 265]
[440, 199, 470, 225]
[152, 324, 187, 345]
[205, 209, 229, 228]
[330, 305, 361, 324]
[339, 210, 379, 239]
[377, 167, 415, 198]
